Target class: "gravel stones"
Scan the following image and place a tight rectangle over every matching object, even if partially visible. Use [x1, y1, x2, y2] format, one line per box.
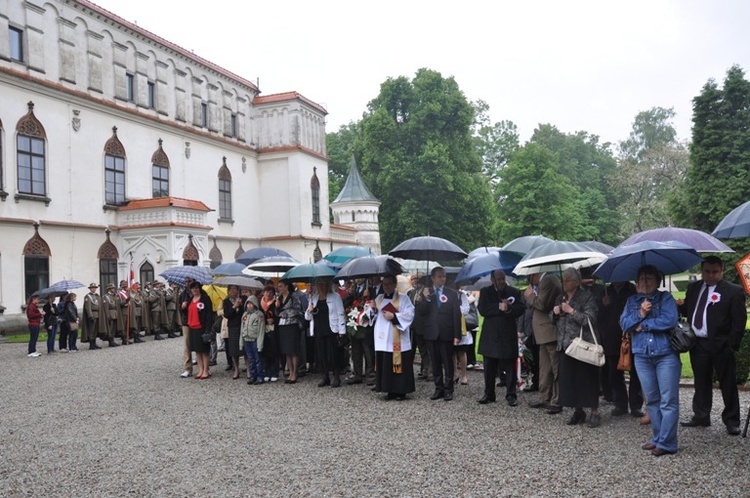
[1, 340, 749, 496]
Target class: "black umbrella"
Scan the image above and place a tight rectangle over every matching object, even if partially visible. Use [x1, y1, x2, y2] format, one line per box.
[389, 236, 468, 262]
[37, 287, 69, 299]
[336, 255, 404, 279]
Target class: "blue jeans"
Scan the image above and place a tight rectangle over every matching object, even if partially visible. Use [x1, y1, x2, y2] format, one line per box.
[635, 352, 681, 453]
[28, 325, 40, 354]
[46, 324, 57, 353]
[245, 341, 264, 380]
[69, 329, 79, 350]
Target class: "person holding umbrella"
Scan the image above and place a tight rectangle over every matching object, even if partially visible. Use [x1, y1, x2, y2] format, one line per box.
[275, 280, 304, 384]
[620, 265, 681, 456]
[415, 267, 462, 402]
[553, 268, 601, 428]
[305, 279, 346, 388]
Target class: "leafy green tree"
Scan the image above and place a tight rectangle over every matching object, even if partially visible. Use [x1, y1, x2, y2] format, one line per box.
[611, 107, 689, 237]
[496, 143, 583, 241]
[475, 120, 519, 184]
[357, 68, 496, 252]
[680, 65, 750, 233]
[526, 125, 620, 244]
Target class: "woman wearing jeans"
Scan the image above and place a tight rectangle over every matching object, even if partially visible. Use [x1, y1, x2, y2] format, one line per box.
[620, 265, 680, 456]
[26, 293, 42, 357]
[62, 293, 80, 352]
[43, 297, 59, 354]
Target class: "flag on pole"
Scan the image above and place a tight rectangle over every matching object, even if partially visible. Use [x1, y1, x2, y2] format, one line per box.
[128, 263, 138, 292]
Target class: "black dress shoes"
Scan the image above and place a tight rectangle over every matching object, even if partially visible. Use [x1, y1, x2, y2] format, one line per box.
[443, 392, 454, 402]
[430, 390, 444, 400]
[566, 410, 586, 425]
[528, 401, 548, 409]
[318, 377, 331, 387]
[727, 424, 741, 436]
[477, 395, 496, 405]
[507, 396, 518, 407]
[651, 447, 676, 457]
[546, 405, 562, 414]
[680, 418, 710, 427]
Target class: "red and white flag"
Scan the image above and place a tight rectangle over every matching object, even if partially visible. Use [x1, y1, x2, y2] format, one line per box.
[128, 264, 138, 292]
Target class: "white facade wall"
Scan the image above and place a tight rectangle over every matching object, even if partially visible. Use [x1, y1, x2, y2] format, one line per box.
[0, 0, 356, 331]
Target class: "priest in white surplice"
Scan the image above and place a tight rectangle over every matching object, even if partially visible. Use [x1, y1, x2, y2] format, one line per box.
[371, 274, 415, 400]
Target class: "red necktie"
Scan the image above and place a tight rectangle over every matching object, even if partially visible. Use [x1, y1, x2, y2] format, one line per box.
[693, 285, 709, 329]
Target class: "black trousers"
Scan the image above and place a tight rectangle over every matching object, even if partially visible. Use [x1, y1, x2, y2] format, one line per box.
[690, 339, 740, 425]
[603, 354, 643, 412]
[430, 340, 455, 394]
[484, 356, 517, 400]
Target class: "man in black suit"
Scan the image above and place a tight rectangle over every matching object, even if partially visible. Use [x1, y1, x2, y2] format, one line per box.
[416, 267, 462, 401]
[476, 270, 525, 406]
[679, 256, 747, 435]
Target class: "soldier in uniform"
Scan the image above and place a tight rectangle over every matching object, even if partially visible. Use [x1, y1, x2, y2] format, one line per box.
[82, 283, 107, 350]
[102, 283, 121, 347]
[129, 285, 146, 343]
[140, 283, 152, 338]
[118, 280, 133, 344]
[149, 281, 165, 340]
[164, 282, 179, 338]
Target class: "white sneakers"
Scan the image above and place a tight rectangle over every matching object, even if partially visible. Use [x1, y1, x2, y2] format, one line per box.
[27, 352, 41, 357]
[60, 348, 69, 353]
[180, 371, 192, 378]
[269, 377, 278, 382]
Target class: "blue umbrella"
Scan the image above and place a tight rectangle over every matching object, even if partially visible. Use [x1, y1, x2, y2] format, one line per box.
[211, 262, 247, 276]
[280, 263, 338, 283]
[235, 247, 292, 266]
[593, 240, 703, 283]
[49, 279, 86, 290]
[620, 227, 733, 253]
[160, 265, 213, 285]
[455, 251, 522, 284]
[323, 246, 372, 265]
[712, 201, 750, 239]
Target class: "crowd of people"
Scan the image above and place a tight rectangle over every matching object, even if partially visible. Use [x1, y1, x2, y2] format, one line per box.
[25, 255, 747, 456]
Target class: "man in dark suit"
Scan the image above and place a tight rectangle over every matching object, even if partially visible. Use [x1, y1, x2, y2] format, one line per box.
[679, 256, 747, 435]
[416, 267, 462, 401]
[477, 270, 525, 406]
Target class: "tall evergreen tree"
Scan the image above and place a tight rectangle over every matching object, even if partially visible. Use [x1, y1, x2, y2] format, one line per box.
[682, 65, 750, 232]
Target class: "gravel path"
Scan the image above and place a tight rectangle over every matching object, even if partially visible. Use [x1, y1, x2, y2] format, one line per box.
[1, 339, 749, 497]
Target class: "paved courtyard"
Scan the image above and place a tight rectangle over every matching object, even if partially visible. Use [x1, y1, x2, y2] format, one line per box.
[1, 338, 748, 497]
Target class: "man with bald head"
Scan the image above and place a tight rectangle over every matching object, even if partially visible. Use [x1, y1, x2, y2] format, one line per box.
[477, 270, 525, 405]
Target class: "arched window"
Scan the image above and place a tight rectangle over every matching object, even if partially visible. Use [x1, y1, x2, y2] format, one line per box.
[218, 157, 232, 220]
[139, 261, 154, 286]
[16, 102, 47, 197]
[311, 167, 321, 226]
[98, 229, 119, 288]
[104, 127, 126, 205]
[23, 223, 50, 299]
[151, 138, 170, 198]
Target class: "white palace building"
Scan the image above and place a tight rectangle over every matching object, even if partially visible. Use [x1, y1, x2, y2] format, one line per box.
[0, 0, 380, 332]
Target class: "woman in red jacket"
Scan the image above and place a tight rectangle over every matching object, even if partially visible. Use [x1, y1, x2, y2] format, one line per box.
[26, 292, 43, 357]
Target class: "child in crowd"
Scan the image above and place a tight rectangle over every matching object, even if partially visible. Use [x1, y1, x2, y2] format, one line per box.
[240, 295, 266, 385]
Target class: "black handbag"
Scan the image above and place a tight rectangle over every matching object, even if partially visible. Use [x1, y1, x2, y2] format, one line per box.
[670, 321, 696, 353]
[201, 331, 213, 344]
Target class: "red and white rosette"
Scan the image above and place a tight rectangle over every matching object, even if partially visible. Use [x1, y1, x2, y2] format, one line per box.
[439, 294, 448, 304]
[709, 292, 721, 305]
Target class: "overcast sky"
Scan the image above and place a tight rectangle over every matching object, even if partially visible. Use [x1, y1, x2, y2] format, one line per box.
[91, 0, 749, 148]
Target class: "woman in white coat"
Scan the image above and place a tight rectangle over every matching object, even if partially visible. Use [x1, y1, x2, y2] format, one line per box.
[371, 274, 415, 400]
[305, 279, 346, 388]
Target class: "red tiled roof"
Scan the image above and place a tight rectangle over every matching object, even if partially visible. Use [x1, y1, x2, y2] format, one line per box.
[119, 197, 213, 212]
[253, 92, 328, 115]
[76, 0, 259, 93]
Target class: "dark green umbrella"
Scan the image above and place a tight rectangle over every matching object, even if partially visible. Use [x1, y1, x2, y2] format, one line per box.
[280, 263, 337, 283]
